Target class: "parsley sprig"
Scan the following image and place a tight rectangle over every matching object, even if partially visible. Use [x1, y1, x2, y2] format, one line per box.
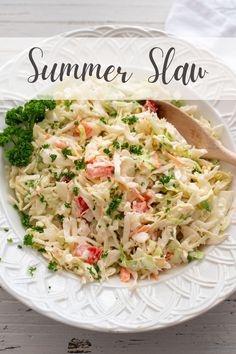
[0, 100, 56, 166]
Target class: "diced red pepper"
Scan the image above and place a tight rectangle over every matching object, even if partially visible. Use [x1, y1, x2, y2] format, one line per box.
[144, 100, 158, 113]
[77, 196, 89, 215]
[74, 244, 102, 264]
[86, 246, 103, 264]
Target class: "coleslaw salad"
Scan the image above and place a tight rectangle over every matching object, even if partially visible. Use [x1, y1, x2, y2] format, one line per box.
[7, 99, 234, 283]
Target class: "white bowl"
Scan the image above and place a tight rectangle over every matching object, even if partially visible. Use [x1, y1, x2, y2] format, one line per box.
[1, 26, 236, 332]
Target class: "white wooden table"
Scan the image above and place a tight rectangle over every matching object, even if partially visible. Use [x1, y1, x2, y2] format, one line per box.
[1, 1, 236, 353]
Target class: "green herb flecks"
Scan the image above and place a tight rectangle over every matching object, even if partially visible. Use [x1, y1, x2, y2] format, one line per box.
[112, 140, 120, 149]
[42, 144, 50, 149]
[106, 195, 122, 216]
[48, 261, 58, 272]
[73, 187, 79, 196]
[50, 154, 57, 162]
[74, 158, 86, 170]
[31, 226, 45, 233]
[37, 247, 46, 253]
[62, 148, 72, 158]
[103, 148, 113, 158]
[129, 145, 143, 155]
[99, 117, 108, 124]
[160, 174, 174, 184]
[28, 266, 37, 276]
[121, 142, 129, 150]
[122, 115, 138, 125]
[39, 194, 48, 207]
[87, 264, 101, 280]
[101, 250, 109, 259]
[23, 234, 34, 246]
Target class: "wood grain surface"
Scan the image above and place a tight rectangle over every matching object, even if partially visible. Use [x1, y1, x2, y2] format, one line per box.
[1, 0, 236, 353]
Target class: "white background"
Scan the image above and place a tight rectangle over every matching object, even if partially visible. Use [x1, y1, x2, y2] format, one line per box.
[1, 1, 236, 354]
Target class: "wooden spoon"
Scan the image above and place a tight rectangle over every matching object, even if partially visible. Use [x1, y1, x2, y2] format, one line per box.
[152, 100, 236, 166]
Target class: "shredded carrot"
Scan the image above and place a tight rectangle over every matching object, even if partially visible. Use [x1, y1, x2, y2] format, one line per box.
[152, 152, 161, 169]
[55, 140, 68, 149]
[166, 152, 183, 166]
[130, 224, 151, 238]
[127, 188, 145, 202]
[73, 125, 80, 136]
[118, 183, 127, 192]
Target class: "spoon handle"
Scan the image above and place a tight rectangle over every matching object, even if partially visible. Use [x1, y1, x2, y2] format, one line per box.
[210, 144, 236, 167]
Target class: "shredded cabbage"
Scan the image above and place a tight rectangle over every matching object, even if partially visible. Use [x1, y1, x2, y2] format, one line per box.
[8, 99, 234, 283]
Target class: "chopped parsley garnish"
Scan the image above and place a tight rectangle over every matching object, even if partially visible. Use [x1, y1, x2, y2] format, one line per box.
[122, 115, 138, 125]
[64, 202, 71, 208]
[37, 247, 46, 253]
[101, 250, 109, 259]
[48, 261, 58, 272]
[74, 158, 86, 170]
[50, 154, 57, 162]
[23, 234, 34, 246]
[192, 166, 202, 174]
[200, 200, 211, 211]
[57, 215, 65, 224]
[42, 144, 50, 149]
[31, 226, 45, 233]
[39, 194, 48, 206]
[7, 238, 13, 243]
[17, 244, 23, 249]
[3, 228, 9, 232]
[25, 180, 36, 188]
[103, 148, 113, 158]
[114, 212, 124, 220]
[121, 142, 129, 150]
[87, 265, 101, 280]
[160, 174, 174, 184]
[112, 140, 120, 149]
[59, 171, 76, 180]
[73, 187, 79, 196]
[106, 195, 122, 216]
[62, 148, 72, 158]
[99, 117, 108, 124]
[129, 145, 143, 155]
[0, 99, 56, 167]
[28, 266, 37, 276]
[20, 212, 32, 228]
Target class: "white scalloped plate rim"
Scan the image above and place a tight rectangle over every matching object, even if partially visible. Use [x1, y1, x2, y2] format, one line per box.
[0, 25, 236, 332]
